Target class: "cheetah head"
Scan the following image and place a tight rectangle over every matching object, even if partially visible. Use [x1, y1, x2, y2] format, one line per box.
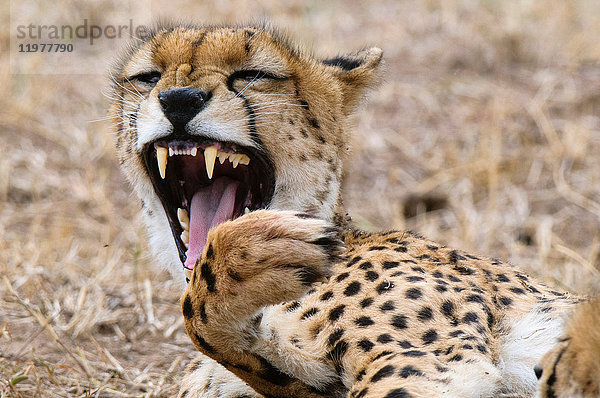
[110, 24, 381, 285]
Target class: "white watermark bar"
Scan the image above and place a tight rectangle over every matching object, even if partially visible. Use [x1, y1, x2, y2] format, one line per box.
[10, 0, 152, 75]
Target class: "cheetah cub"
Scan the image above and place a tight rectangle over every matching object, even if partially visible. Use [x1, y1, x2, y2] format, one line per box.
[111, 23, 583, 398]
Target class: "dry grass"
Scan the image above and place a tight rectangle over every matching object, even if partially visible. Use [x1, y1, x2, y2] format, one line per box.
[1, 0, 600, 396]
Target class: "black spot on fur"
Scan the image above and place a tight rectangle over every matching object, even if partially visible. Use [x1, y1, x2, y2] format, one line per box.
[360, 298, 374, 308]
[400, 365, 423, 378]
[405, 288, 422, 299]
[417, 306, 433, 321]
[447, 274, 462, 283]
[376, 281, 394, 294]
[200, 262, 217, 292]
[377, 334, 394, 344]
[328, 329, 344, 346]
[193, 333, 215, 354]
[369, 245, 387, 251]
[373, 351, 394, 361]
[329, 305, 346, 321]
[309, 118, 320, 129]
[402, 350, 426, 357]
[477, 344, 487, 353]
[286, 301, 300, 312]
[205, 243, 214, 259]
[199, 302, 207, 323]
[359, 261, 374, 270]
[466, 294, 484, 303]
[422, 329, 438, 344]
[320, 291, 334, 301]
[398, 340, 413, 349]
[496, 274, 510, 282]
[391, 315, 408, 329]
[358, 339, 374, 352]
[406, 276, 425, 282]
[371, 365, 395, 382]
[300, 308, 319, 320]
[441, 301, 455, 318]
[355, 316, 375, 327]
[365, 271, 379, 281]
[453, 265, 475, 275]
[336, 272, 350, 282]
[344, 281, 362, 296]
[380, 301, 395, 312]
[462, 312, 479, 324]
[510, 287, 526, 295]
[436, 284, 448, 293]
[382, 261, 399, 269]
[500, 297, 513, 306]
[449, 354, 463, 362]
[347, 256, 362, 267]
[394, 246, 408, 253]
[182, 295, 194, 319]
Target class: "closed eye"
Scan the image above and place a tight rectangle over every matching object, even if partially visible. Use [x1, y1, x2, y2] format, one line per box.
[126, 71, 162, 85]
[229, 69, 288, 82]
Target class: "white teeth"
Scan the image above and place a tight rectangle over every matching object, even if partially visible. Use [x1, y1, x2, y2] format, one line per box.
[156, 147, 168, 179]
[239, 154, 250, 165]
[191, 147, 197, 156]
[232, 154, 242, 168]
[204, 146, 217, 179]
[217, 151, 228, 164]
[244, 207, 250, 214]
[181, 230, 189, 247]
[168, 147, 174, 157]
[177, 208, 189, 230]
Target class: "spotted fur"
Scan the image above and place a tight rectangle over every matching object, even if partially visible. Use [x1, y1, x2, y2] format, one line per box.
[111, 24, 583, 398]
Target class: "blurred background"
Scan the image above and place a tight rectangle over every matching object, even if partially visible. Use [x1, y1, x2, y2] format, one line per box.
[1, 0, 600, 396]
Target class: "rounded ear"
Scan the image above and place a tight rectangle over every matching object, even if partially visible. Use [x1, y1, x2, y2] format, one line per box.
[322, 47, 383, 114]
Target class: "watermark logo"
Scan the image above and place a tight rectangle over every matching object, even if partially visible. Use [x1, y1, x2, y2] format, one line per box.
[10, 0, 152, 75]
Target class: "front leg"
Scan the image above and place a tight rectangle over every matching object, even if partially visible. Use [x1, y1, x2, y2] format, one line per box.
[182, 210, 343, 397]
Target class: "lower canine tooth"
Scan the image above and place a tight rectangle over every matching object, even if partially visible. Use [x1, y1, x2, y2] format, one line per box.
[181, 230, 189, 245]
[156, 147, 168, 179]
[204, 146, 217, 179]
[244, 207, 250, 214]
[177, 208, 189, 230]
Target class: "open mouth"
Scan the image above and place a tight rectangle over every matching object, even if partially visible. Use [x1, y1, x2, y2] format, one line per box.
[143, 135, 275, 278]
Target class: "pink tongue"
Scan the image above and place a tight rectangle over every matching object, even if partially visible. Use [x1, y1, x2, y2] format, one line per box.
[184, 177, 240, 270]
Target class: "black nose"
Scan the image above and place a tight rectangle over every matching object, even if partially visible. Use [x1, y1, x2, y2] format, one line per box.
[534, 365, 543, 380]
[158, 88, 208, 129]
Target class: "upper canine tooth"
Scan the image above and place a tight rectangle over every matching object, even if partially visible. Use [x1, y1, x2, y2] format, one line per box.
[191, 147, 198, 156]
[217, 151, 228, 164]
[168, 147, 174, 157]
[239, 154, 250, 165]
[156, 147, 168, 179]
[204, 146, 217, 179]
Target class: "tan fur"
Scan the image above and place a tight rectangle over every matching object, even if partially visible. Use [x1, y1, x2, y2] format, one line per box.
[536, 297, 600, 398]
[111, 24, 585, 398]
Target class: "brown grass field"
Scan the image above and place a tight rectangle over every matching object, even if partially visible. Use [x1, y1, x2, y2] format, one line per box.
[1, 0, 600, 396]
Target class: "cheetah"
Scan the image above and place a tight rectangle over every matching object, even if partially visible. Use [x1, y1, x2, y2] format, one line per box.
[534, 296, 600, 398]
[110, 23, 582, 397]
